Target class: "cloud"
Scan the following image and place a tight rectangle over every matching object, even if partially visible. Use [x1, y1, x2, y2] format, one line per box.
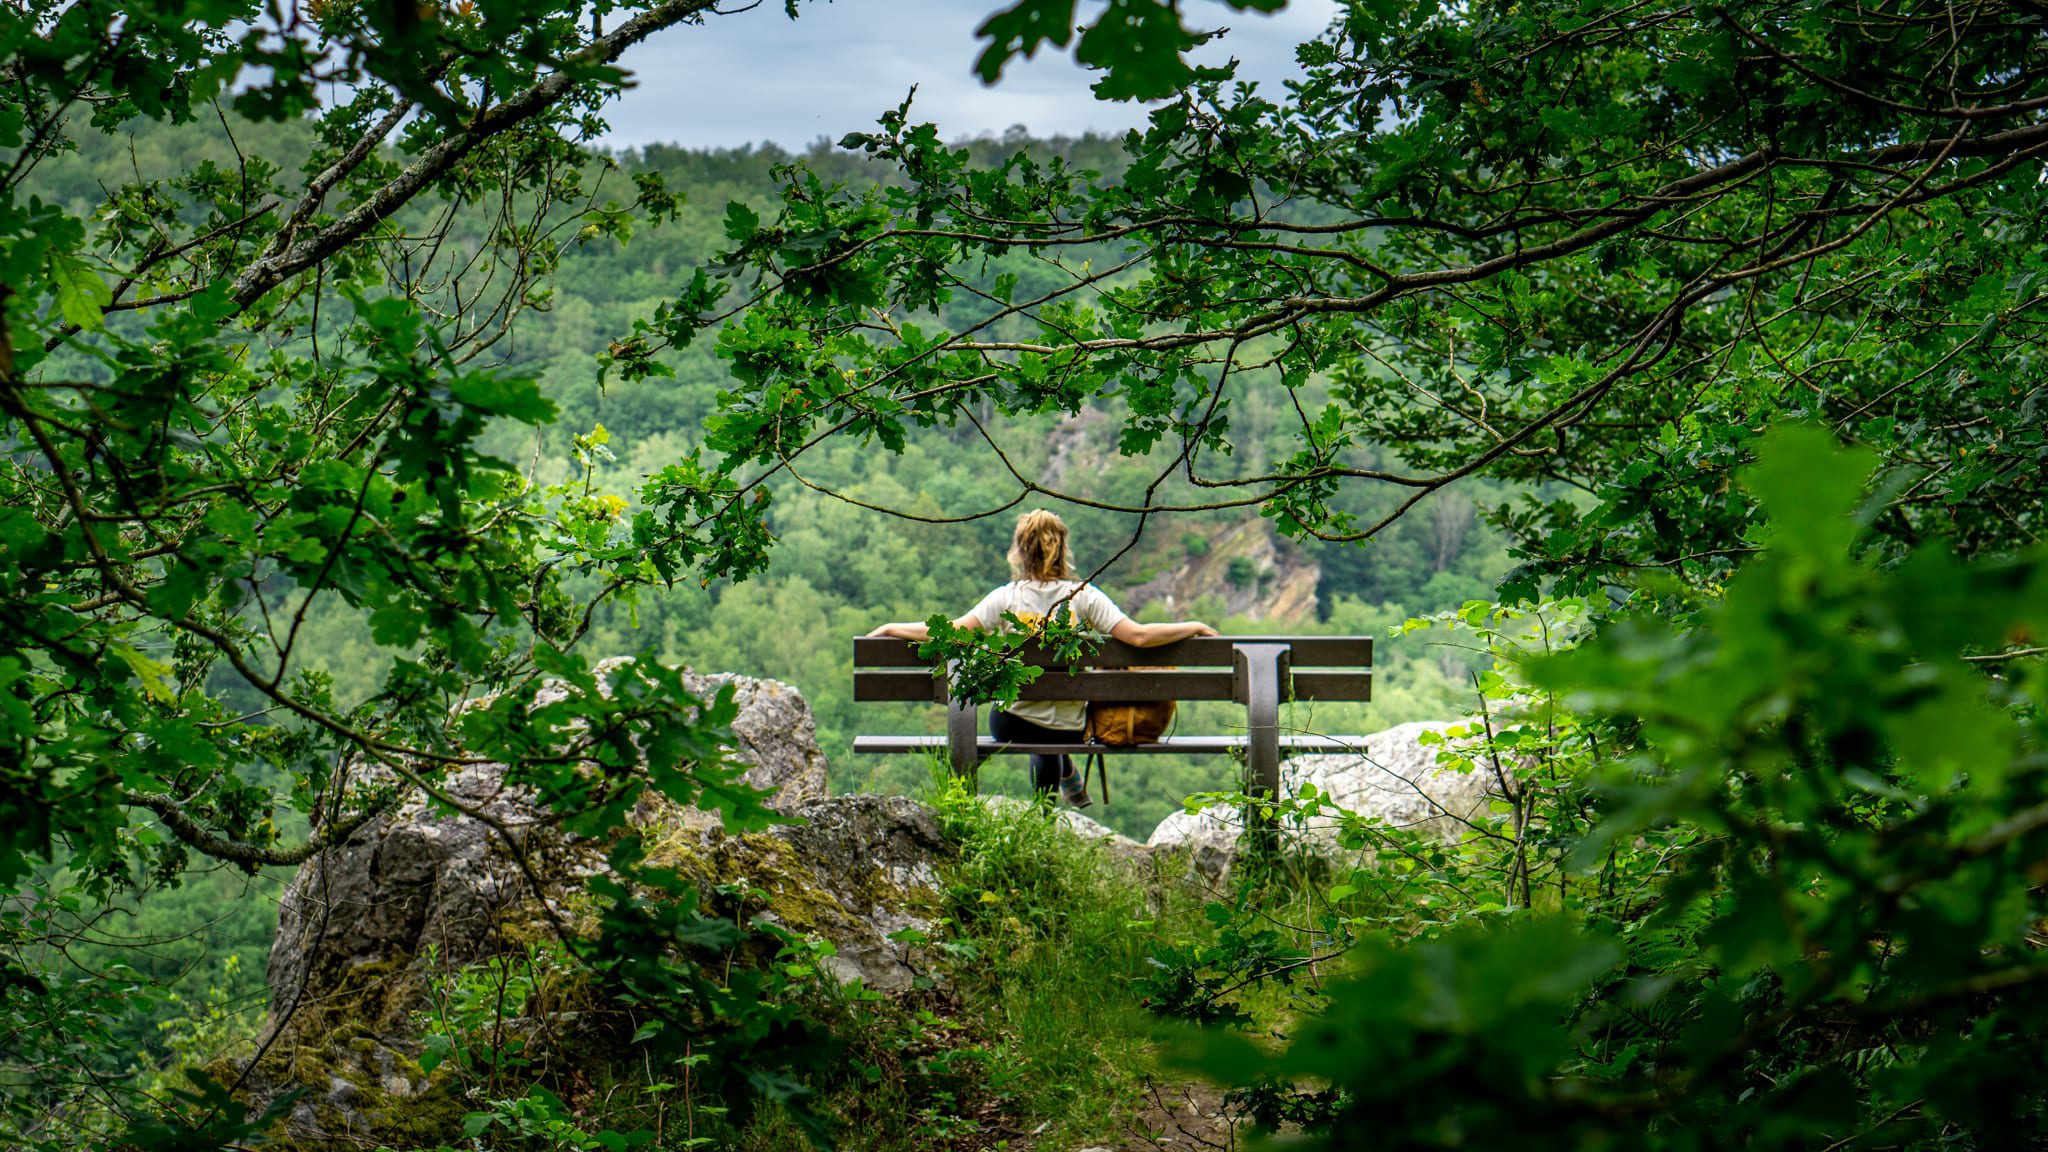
[599, 0, 1338, 150]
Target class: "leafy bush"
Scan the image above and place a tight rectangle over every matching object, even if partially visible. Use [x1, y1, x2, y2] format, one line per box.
[1165, 428, 2048, 1150]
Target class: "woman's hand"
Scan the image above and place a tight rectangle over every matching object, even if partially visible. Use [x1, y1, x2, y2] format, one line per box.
[1187, 621, 1219, 638]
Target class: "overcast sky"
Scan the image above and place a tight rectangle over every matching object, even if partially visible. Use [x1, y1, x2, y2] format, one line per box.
[598, 0, 1339, 151]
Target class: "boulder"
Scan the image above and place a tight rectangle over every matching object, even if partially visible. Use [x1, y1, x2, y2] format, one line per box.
[1145, 720, 1498, 881]
[529, 658, 828, 813]
[1287, 721, 1497, 842]
[683, 670, 829, 811]
[743, 793, 952, 992]
[249, 671, 932, 1145]
[1147, 805, 1243, 882]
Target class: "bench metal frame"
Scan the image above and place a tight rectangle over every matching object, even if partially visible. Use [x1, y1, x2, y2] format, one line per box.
[852, 635, 1374, 802]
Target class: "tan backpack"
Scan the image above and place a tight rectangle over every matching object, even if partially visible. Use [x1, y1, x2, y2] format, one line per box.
[1079, 669, 1176, 806]
[1084, 676, 1177, 746]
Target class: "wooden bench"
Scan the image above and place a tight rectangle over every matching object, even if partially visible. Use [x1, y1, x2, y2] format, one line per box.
[852, 635, 1374, 802]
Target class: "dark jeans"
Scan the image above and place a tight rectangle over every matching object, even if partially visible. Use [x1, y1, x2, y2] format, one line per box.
[989, 710, 1084, 793]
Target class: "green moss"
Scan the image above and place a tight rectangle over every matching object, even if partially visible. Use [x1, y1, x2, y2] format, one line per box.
[249, 802, 958, 1148]
[359, 1076, 472, 1146]
[643, 813, 937, 945]
[259, 1060, 470, 1152]
[246, 952, 468, 1148]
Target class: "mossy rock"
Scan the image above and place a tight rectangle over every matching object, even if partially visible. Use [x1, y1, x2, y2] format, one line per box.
[249, 792, 955, 1145]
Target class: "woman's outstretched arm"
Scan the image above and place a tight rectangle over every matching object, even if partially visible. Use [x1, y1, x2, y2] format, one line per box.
[865, 615, 984, 642]
[1110, 618, 1219, 647]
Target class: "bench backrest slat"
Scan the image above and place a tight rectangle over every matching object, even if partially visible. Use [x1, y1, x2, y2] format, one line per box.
[853, 667, 1376, 704]
[852, 634, 1372, 670]
[856, 669, 1238, 702]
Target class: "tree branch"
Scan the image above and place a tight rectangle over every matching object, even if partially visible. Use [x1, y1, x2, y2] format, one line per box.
[228, 0, 723, 310]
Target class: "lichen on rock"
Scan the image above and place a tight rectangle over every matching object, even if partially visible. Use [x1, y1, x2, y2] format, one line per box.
[246, 669, 935, 1146]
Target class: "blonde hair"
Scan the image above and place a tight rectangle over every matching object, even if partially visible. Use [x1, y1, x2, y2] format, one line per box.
[1007, 509, 1073, 582]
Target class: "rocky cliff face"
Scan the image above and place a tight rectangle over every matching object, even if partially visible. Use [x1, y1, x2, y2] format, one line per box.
[1040, 410, 1320, 623]
[247, 667, 925, 1145]
[1123, 517, 1321, 623]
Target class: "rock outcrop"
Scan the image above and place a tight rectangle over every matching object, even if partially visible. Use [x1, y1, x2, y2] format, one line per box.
[683, 670, 830, 810]
[242, 659, 1500, 1146]
[526, 659, 828, 813]
[1146, 720, 1497, 881]
[1124, 517, 1321, 623]
[249, 670, 936, 1145]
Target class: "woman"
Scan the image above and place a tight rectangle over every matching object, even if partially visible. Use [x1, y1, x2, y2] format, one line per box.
[866, 509, 1217, 807]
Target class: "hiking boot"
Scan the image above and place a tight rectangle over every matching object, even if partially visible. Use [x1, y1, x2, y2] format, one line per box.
[1058, 767, 1092, 809]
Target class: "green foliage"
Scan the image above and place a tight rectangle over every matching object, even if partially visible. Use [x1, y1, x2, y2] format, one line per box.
[0, 883, 153, 1150]
[573, 839, 842, 1147]
[1165, 430, 2048, 1149]
[458, 1086, 644, 1152]
[0, 0, 879, 1140]
[917, 772, 1211, 1142]
[414, 942, 577, 1085]
[1136, 887, 1310, 1028]
[0, 0, 784, 880]
[974, 0, 1281, 101]
[0, 87, 1507, 1138]
[916, 613, 1047, 709]
[119, 1068, 304, 1152]
[1135, 595, 1597, 1055]
[148, 955, 263, 1098]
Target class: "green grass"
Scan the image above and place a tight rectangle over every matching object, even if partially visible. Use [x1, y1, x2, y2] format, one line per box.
[725, 766, 1218, 1151]
[921, 771, 1209, 1143]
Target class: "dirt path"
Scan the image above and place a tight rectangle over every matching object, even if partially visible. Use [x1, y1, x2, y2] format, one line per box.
[1073, 1080, 1241, 1152]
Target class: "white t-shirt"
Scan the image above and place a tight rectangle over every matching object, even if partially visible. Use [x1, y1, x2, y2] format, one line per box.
[966, 579, 1129, 731]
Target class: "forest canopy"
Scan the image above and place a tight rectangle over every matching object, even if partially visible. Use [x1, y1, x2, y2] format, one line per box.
[2, 0, 2046, 1149]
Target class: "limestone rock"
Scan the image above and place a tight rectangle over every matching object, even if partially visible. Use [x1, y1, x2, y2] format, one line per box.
[254, 786, 953, 1143]
[1146, 805, 1242, 881]
[530, 657, 828, 813]
[261, 762, 589, 1049]
[1145, 720, 1497, 881]
[682, 669, 829, 810]
[250, 670, 919, 1145]
[739, 793, 952, 993]
[1287, 720, 1497, 843]
[1124, 517, 1320, 624]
